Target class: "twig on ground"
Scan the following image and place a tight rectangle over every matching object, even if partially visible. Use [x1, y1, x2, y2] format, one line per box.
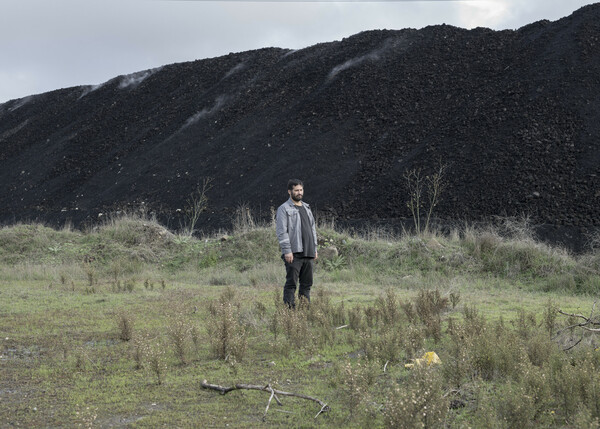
[201, 379, 330, 419]
[335, 324, 348, 330]
[315, 403, 329, 419]
[383, 360, 390, 373]
[263, 386, 276, 421]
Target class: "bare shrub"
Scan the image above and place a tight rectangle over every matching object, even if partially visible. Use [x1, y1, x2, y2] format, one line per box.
[442, 320, 472, 387]
[116, 310, 134, 341]
[232, 202, 256, 234]
[384, 367, 447, 429]
[470, 323, 528, 381]
[404, 163, 447, 235]
[494, 382, 537, 428]
[414, 289, 448, 342]
[542, 299, 559, 337]
[280, 305, 314, 350]
[358, 324, 404, 363]
[308, 290, 346, 327]
[336, 360, 378, 418]
[206, 301, 247, 363]
[147, 341, 167, 385]
[219, 285, 236, 304]
[402, 324, 425, 358]
[348, 305, 364, 331]
[463, 304, 486, 337]
[364, 304, 379, 329]
[168, 315, 194, 365]
[415, 288, 448, 318]
[132, 333, 150, 370]
[401, 300, 417, 324]
[130, 332, 166, 383]
[513, 308, 537, 340]
[183, 177, 212, 236]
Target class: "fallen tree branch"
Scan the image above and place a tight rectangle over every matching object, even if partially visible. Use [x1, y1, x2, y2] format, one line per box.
[201, 379, 329, 419]
[555, 302, 600, 350]
[563, 334, 584, 351]
[315, 403, 329, 419]
[264, 387, 276, 421]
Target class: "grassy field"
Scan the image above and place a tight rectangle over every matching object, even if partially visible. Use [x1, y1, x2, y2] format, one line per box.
[2, 214, 600, 428]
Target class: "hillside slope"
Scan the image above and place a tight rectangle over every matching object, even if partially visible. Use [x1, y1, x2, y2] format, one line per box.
[1, 3, 599, 242]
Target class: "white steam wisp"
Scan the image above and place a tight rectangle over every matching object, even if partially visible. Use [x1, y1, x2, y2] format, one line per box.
[327, 36, 409, 81]
[119, 67, 162, 89]
[224, 63, 245, 79]
[181, 95, 228, 130]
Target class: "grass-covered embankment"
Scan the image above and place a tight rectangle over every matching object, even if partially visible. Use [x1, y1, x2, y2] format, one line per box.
[1, 214, 600, 427]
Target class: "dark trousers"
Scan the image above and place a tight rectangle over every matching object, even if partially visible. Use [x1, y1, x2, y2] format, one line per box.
[282, 255, 313, 308]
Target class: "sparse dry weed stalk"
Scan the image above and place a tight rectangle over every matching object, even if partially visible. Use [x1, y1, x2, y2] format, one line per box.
[206, 300, 247, 363]
[404, 163, 447, 235]
[337, 360, 378, 418]
[384, 366, 447, 429]
[168, 314, 194, 365]
[116, 310, 134, 341]
[146, 341, 167, 385]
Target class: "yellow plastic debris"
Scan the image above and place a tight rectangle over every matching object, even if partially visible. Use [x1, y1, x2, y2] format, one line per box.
[404, 351, 442, 369]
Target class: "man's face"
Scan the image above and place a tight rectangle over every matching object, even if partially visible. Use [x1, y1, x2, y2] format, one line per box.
[289, 185, 304, 202]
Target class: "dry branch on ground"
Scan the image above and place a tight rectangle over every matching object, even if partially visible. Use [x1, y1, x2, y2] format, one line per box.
[201, 379, 329, 420]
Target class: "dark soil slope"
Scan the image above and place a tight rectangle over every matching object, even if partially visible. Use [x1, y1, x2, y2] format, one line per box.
[1, 4, 600, 245]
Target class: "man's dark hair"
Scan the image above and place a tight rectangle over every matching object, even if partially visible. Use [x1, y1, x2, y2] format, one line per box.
[287, 179, 304, 190]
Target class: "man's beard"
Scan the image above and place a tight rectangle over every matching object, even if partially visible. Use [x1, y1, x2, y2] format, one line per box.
[291, 194, 303, 202]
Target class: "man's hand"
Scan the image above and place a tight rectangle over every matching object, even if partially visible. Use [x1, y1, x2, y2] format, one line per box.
[314, 250, 318, 260]
[284, 253, 294, 263]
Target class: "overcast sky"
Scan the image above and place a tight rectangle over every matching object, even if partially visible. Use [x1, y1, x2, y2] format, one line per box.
[0, 0, 595, 104]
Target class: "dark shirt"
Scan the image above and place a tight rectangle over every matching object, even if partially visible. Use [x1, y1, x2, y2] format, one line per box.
[295, 204, 316, 258]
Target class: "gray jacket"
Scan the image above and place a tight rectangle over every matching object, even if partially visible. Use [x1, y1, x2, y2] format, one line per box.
[276, 198, 317, 255]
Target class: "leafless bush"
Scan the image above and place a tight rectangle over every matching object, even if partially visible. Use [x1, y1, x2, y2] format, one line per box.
[384, 367, 447, 428]
[116, 310, 134, 341]
[168, 315, 194, 365]
[232, 202, 256, 234]
[183, 177, 212, 236]
[404, 163, 447, 235]
[146, 341, 167, 385]
[206, 301, 248, 363]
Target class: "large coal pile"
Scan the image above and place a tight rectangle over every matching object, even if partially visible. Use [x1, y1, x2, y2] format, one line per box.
[1, 4, 599, 248]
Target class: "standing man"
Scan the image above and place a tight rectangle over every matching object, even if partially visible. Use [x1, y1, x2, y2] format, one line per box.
[276, 179, 318, 308]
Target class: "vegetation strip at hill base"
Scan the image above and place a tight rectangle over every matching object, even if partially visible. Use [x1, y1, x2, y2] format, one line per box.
[1, 215, 600, 427]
